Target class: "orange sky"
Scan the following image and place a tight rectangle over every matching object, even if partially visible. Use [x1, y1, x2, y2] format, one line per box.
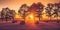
[0, 0, 59, 18]
[0, 0, 59, 12]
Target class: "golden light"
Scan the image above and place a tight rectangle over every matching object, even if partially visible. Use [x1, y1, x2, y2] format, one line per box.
[29, 15, 34, 19]
[25, 13, 34, 20]
[25, 13, 35, 25]
[26, 12, 35, 20]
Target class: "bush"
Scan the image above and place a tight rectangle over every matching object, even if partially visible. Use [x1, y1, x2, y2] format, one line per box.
[12, 20, 17, 23]
[35, 21, 39, 24]
[20, 21, 25, 25]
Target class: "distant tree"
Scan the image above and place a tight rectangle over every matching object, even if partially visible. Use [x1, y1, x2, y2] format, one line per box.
[1, 7, 16, 22]
[36, 2, 44, 21]
[28, 3, 37, 20]
[28, 3, 38, 24]
[52, 3, 60, 23]
[53, 3, 58, 18]
[1, 7, 10, 22]
[18, 4, 29, 25]
[56, 2, 60, 19]
[45, 3, 54, 20]
[9, 10, 16, 23]
[58, 2, 60, 18]
[29, 2, 44, 24]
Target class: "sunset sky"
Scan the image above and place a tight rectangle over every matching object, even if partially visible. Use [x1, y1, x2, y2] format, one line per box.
[0, 0, 59, 12]
[0, 0, 59, 18]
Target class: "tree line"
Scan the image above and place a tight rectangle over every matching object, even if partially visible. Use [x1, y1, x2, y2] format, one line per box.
[0, 2, 60, 24]
[18, 2, 60, 21]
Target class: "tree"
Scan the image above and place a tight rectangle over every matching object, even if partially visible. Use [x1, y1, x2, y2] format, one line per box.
[28, 3, 37, 20]
[33, 2, 44, 24]
[1, 7, 10, 22]
[29, 3, 38, 24]
[45, 3, 54, 20]
[29, 2, 44, 24]
[1, 7, 16, 22]
[9, 10, 16, 23]
[52, 3, 60, 23]
[36, 2, 44, 21]
[18, 4, 29, 25]
[53, 3, 58, 18]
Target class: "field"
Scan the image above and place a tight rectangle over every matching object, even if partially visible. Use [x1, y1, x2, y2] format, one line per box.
[0, 19, 60, 30]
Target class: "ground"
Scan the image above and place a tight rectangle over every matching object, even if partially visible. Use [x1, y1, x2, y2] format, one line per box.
[0, 20, 60, 30]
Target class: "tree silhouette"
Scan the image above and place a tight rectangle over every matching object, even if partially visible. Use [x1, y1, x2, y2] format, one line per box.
[28, 3, 38, 24]
[28, 3, 37, 20]
[58, 2, 60, 18]
[36, 2, 44, 21]
[53, 3, 58, 18]
[45, 3, 54, 20]
[52, 3, 60, 23]
[18, 4, 29, 25]
[1, 7, 10, 22]
[1, 7, 16, 22]
[9, 10, 16, 23]
[29, 2, 44, 24]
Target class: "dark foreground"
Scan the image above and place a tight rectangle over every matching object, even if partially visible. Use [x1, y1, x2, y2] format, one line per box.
[0, 20, 60, 30]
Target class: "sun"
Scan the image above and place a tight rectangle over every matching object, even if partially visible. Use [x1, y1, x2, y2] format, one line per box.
[29, 14, 34, 19]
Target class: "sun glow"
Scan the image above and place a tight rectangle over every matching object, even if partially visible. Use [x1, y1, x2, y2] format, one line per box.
[29, 15, 34, 19]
